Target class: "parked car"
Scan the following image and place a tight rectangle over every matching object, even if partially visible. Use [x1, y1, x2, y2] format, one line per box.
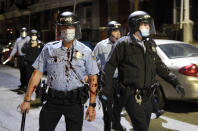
[154, 39, 198, 108]
[0, 41, 18, 67]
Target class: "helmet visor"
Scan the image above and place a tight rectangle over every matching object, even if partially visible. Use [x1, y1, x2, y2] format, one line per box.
[137, 16, 156, 35]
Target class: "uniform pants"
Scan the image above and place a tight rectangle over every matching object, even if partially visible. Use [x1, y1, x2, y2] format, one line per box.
[112, 100, 123, 130]
[39, 102, 84, 131]
[125, 93, 153, 131]
[102, 78, 123, 131]
[17, 56, 27, 87]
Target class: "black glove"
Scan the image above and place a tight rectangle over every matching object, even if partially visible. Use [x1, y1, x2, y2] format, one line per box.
[98, 91, 112, 107]
[98, 91, 113, 120]
[175, 84, 185, 96]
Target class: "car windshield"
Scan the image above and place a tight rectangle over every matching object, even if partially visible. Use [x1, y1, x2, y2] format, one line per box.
[158, 43, 198, 59]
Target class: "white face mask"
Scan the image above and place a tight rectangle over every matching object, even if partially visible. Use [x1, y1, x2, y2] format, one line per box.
[31, 36, 37, 41]
[140, 28, 150, 37]
[61, 28, 75, 42]
[21, 32, 27, 38]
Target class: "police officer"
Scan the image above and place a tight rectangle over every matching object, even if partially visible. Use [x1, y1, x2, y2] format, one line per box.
[100, 11, 185, 131]
[21, 29, 44, 97]
[93, 21, 125, 131]
[20, 11, 99, 131]
[9, 27, 30, 91]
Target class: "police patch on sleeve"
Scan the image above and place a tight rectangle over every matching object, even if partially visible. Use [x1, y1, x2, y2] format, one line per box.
[91, 52, 96, 60]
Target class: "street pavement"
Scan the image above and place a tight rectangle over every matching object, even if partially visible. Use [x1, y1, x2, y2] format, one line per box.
[0, 65, 198, 131]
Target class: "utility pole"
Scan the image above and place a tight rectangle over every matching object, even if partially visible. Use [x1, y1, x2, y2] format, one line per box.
[173, 0, 177, 24]
[134, 0, 139, 11]
[73, 0, 77, 13]
[183, 0, 193, 43]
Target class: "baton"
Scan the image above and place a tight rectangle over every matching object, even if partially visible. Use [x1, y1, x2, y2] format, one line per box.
[3, 59, 10, 65]
[20, 110, 27, 131]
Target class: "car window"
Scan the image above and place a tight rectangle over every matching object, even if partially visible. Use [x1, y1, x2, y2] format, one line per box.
[158, 43, 198, 59]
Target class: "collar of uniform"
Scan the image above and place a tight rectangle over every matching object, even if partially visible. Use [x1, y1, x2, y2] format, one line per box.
[133, 34, 142, 43]
[60, 39, 77, 51]
[107, 38, 114, 45]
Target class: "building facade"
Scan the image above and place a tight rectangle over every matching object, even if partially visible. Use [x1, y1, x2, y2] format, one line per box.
[0, 0, 198, 44]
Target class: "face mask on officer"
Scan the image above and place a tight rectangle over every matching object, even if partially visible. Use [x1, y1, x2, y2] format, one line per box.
[139, 22, 150, 37]
[61, 28, 76, 42]
[31, 35, 37, 41]
[21, 31, 27, 38]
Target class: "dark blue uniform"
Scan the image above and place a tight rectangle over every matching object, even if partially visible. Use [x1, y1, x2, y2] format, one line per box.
[101, 35, 182, 131]
[22, 39, 44, 97]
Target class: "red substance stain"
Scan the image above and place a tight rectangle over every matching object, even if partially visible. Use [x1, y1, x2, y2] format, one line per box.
[51, 76, 53, 81]
[53, 56, 57, 63]
[90, 90, 97, 96]
[31, 85, 38, 93]
[67, 50, 70, 59]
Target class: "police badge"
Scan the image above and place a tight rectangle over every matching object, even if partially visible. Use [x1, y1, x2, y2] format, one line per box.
[152, 46, 157, 53]
[74, 51, 83, 59]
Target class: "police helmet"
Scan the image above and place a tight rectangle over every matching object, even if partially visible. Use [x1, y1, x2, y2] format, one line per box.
[128, 11, 156, 35]
[20, 27, 27, 38]
[20, 27, 27, 32]
[106, 21, 121, 37]
[30, 29, 37, 36]
[57, 11, 81, 39]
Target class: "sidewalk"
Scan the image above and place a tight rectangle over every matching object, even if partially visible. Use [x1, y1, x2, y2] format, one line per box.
[190, 41, 198, 47]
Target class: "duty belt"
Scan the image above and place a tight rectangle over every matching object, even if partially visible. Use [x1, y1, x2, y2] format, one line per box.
[48, 88, 79, 99]
[129, 82, 159, 105]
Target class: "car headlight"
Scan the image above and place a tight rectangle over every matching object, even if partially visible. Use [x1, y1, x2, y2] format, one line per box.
[2, 48, 10, 53]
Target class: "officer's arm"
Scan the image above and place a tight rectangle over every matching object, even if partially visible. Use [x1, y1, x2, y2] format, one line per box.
[101, 42, 120, 96]
[9, 40, 18, 59]
[88, 75, 98, 104]
[93, 43, 102, 70]
[24, 70, 43, 101]
[155, 53, 180, 87]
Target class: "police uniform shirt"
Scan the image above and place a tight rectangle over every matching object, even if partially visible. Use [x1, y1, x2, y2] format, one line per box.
[93, 38, 118, 78]
[33, 40, 99, 91]
[10, 36, 30, 57]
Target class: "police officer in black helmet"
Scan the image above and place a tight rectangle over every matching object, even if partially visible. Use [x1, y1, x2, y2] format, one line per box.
[94, 21, 125, 131]
[20, 11, 99, 131]
[100, 11, 185, 131]
[9, 27, 30, 91]
[21, 29, 44, 97]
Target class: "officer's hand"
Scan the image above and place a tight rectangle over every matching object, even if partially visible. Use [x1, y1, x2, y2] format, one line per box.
[85, 106, 96, 121]
[99, 91, 113, 107]
[99, 94, 108, 102]
[175, 84, 185, 96]
[8, 56, 12, 61]
[31, 42, 38, 47]
[20, 101, 30, 114]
